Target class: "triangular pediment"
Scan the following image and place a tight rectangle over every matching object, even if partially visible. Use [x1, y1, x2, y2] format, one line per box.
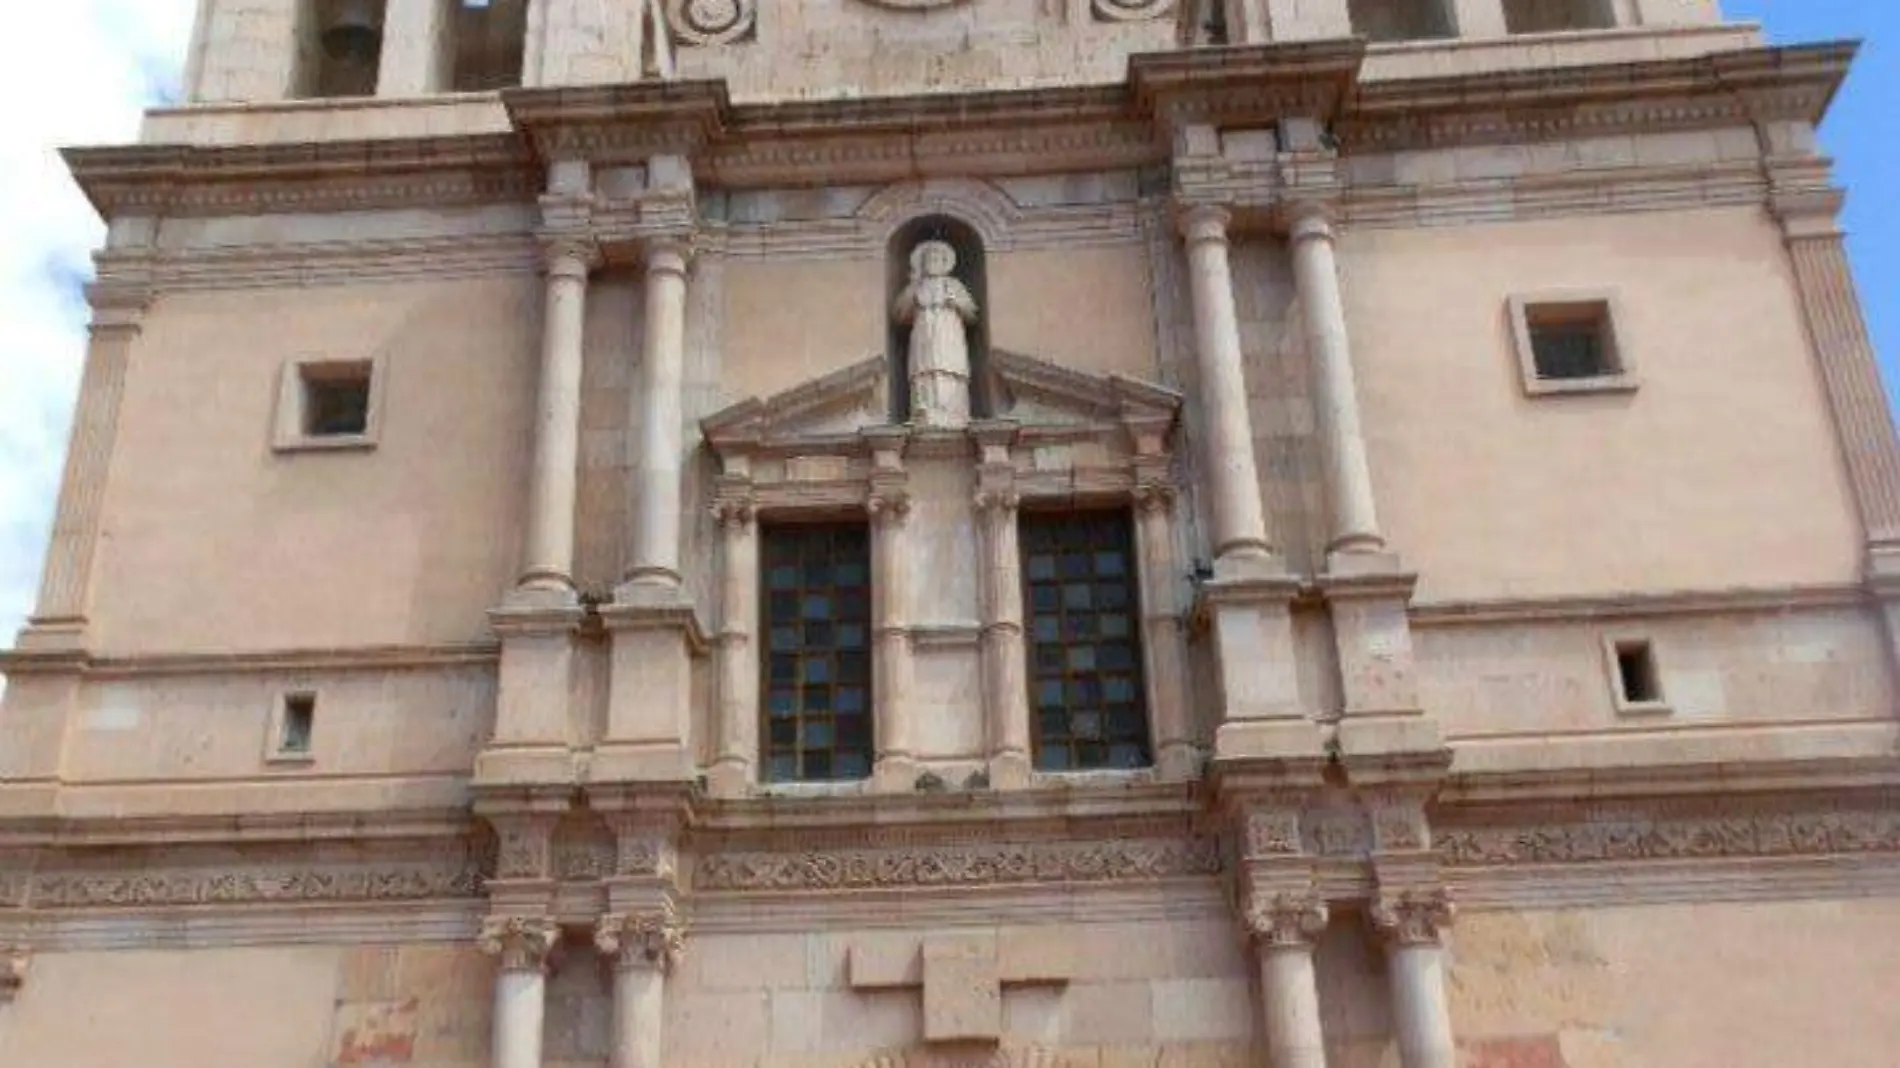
[700, 349, 1181, 455]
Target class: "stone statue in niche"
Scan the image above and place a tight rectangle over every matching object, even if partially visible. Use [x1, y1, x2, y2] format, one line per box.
[894, 239, 980, 428]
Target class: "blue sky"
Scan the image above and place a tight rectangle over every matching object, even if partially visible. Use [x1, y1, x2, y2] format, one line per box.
[0, 2, 1895, 651]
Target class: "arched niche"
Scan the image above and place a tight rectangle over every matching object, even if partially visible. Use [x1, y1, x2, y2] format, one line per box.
[886, 214, 989, 423]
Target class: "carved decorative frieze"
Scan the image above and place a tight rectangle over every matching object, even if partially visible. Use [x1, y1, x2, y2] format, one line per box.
[1243, 892, 1328, 948]
[857, 1048, 1057, 1068]
[596, 905, 687, 973]
[479, 915, 560, 973]
[667, 0, 756, 46]
[1369, 889, 1455, 947]
[1439, 807, 1900, 866]
[26, 861, 481, 909]
[550, 816, 618, 881]
[493, 818, 555, 881]
[695, 837, 1220, 892]
[1241, 808, 1304, 858]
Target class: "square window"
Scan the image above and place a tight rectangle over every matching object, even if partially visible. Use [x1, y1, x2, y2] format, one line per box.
[1504, 0, 1615, 34]
[1607, 638, 1669, 714]
[267, 691, 318, 764]
[1509, 294, 1637, 397]
[1349, 0, 1455, 42]
[274, 357, 382, 452]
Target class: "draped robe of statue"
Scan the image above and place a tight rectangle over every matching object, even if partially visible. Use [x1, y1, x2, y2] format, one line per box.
[894, 240, 980, 427]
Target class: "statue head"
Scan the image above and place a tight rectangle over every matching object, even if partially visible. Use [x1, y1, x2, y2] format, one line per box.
[909, 239, 958, 279]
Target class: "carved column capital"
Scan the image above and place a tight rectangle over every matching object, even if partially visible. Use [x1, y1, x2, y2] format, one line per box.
[712, 498, 756, 533]
[1178, 203, 1233, 247]
[1134, 481, 1177, 516]
[1244, 892, 1329, 949]
[1370, 889, 1456, 948]
[867, 490, 913, 525]
[644, 235, 695, 277]
[1284, 198, 1339, 245]
[973, 488, 1021, 514]
[480, 915, 560, 973]
[596, 906, 686, 974]
[0, 946, 28, 1005]
[539, 232, 601, 277]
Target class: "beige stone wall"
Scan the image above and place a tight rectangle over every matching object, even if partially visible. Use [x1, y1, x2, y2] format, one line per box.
[0, 942, 492, 1067]
[1344, 206, 1861, 603]
[92, 276, 540, 655]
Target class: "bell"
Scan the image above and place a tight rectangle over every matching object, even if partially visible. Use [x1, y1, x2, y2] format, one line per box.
[321, 0, 383, 65]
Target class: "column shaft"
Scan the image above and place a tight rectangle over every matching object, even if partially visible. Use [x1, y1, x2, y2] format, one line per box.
[870, 500, 916, 785]
[611, 964, 666, 1068]
[519, 249, 590, 590]
[978, 496, 1031, 782]
[1259, 945, 1329, 1068]
[629, 241, 691, 588]
[1388, 944, 1457, 1068]
[1290, 211, 1383, 557]
[1180, 206, 1274, 563]
[492, 969, 546, 1068]
[710, 508, 759, 795]
[1135, 491, 1195, 777]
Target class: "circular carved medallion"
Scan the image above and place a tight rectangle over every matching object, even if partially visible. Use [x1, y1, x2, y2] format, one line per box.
[668, 0, 754, 46]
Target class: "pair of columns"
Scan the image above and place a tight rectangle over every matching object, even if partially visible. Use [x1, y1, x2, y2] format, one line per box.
[1179, 201, 1383, 569]
[1248, 893, 1457, 1068]
[482, 912, 680, 1068]
[515, 231, 691, 600]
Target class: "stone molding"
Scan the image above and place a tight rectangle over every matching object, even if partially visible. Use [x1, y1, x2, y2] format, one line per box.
[694, 836, 1221, 893]
[478, 914, 560, 972]
[0, 640, 500, 677]
[1407, 582, 1865, 628]
[595, 905, 686, 973]
[14, 858, 482, 910]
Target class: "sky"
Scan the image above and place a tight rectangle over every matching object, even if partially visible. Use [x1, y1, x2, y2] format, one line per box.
[0, 1, 1895, 653]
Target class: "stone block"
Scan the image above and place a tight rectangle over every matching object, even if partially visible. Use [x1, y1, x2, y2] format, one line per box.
[1151, 978, 1255, 1042]
[923, 933, 1002, 1042]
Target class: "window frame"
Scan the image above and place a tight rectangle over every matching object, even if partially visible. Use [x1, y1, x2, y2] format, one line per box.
[1508, 290, 1638, 397]
[266, 690, 319, 764]
[273, 355, 385, 453]
[1018, 505, 1154, 774]
[758, 518, 877, 785]
[1603, 636, 1672, 717]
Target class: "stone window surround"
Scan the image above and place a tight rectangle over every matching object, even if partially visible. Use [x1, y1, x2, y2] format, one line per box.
[1602, 633, 1672, 717]
[264, 689, 319, 764]
[709, 426, 1188, 795]
[271, 353, 386, 453]
[1507, 288, 1638, 398]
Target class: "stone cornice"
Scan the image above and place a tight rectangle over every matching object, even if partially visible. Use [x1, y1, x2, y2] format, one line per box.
[1129, 39, 1365, 133]
[502, 79, 729, 164]
[1407, 582, 1866, 628]
[0, 640, 500, 678]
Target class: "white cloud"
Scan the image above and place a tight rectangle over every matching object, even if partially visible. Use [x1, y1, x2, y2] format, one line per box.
[0, 1, 196, 652]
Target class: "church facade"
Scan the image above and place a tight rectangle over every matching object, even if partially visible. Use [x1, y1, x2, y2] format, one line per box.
[4, 1, 1900, 1065]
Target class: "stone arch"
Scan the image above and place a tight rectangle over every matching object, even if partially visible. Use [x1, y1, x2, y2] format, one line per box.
[859, 178, 1023, 250]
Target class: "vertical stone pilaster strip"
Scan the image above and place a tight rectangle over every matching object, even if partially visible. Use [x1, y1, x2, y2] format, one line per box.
[28, 260, 151, 645]
[975, 481, 1031, 788]
[866, 430, 916, 790]
[1782, 225, 1900, 547]
[708, 500, 758, 797]
[1135, 485, 1196, 778]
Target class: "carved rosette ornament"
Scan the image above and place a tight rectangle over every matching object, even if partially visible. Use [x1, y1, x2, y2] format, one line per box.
[1369, 890, 1456, 948]
[596, 908, 687, 973]
[479, 915, 560, 973]
[666, 0, 755, 46]
[1091, 0, 1174, 21]
[1244, 893, 1328, 949]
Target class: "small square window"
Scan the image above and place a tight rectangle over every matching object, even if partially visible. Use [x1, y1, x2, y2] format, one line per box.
[1504, 0, 1616, 35]
[268, 692, 318, 763]
[1509, 293, 1637, 397]
[275, 357, 382, 452]
[1606, 639, 1670, 716]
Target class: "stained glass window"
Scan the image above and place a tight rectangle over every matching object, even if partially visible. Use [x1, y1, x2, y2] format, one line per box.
[1020, 510, 1150, 772]
[760, 522, 874, 782]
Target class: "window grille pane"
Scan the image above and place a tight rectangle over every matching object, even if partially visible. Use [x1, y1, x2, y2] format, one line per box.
[1019, 510, 1152, 772]
[759, 523, 875, 782]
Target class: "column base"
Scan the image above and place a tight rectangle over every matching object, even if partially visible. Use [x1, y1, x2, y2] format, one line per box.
[986, 750, 1034, 791]
[599, 596, 706, 787]
[703, 759, 753, 799]
[872, 754, 920, 792]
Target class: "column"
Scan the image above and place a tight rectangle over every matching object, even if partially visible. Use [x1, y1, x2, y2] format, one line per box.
[516, 236, 594, 593]
[479, 917, 558, 1068]
[627, 237, 692, 592]
[1247, 896, 1330, 1068]
[866, 433, 917, 789]
[1289, 203, 1385, 561]
[1179, 205, 1275, 566]
[1134, 485, 1195, 779]
[708, 500, 759, 797]
[1371, 892, 1458, 1068]
[976, 486, 1031, 788]
[597, 911, 683, 1068]
[377, 0, 454, 96]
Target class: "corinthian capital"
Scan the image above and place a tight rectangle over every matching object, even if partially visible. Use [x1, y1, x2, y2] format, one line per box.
[1369, 889, 1455, 948]
[596, 907, 685, 973]
[479, 915, 560, 973]
[1244, 893, 1328, 949]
